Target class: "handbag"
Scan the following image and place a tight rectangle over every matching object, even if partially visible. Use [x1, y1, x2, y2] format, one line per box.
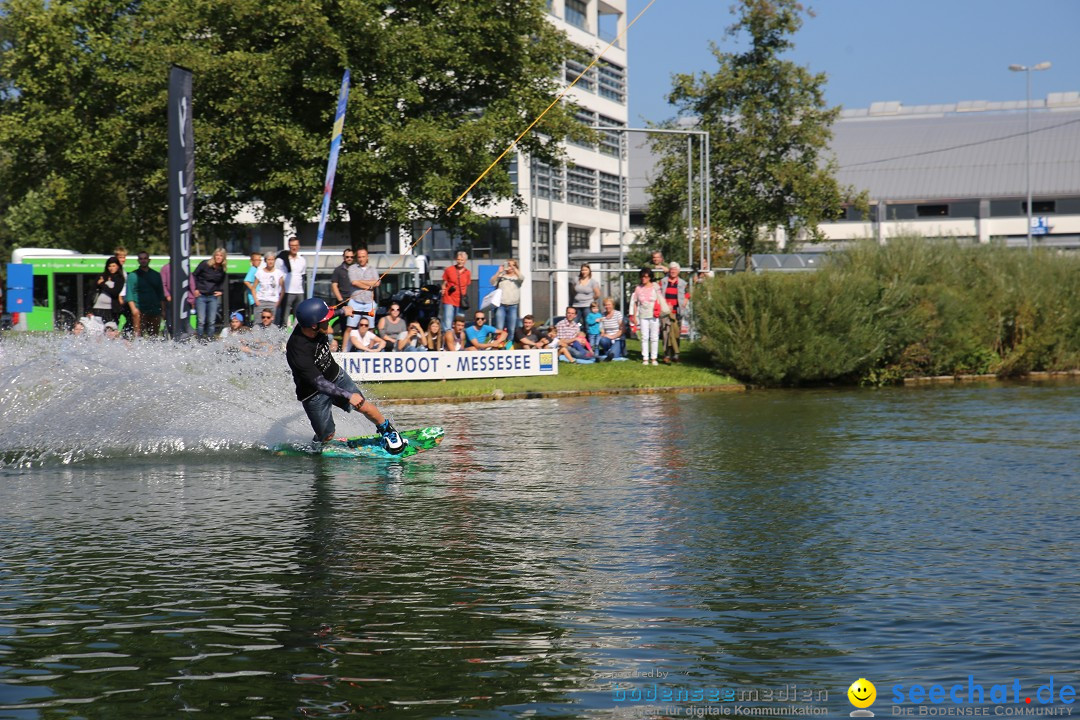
[481, 287, 502, 309]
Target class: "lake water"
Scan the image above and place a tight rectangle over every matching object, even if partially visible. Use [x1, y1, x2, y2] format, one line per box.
[1, 336, 1079, 719]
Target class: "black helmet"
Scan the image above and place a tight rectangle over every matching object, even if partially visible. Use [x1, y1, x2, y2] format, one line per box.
[295, 298, 333, 328]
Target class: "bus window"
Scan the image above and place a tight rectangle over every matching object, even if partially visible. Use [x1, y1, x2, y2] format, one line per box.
[33, 275, 49, 308]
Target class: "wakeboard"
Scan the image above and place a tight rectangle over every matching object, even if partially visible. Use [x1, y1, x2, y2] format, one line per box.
[273, 426, 445, 459]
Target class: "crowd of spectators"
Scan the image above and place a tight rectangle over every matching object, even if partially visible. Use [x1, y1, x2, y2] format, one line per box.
[73, 244, 691, 367]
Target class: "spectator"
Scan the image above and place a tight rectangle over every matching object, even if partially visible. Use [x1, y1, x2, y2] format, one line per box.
[330, 248, 354, 306]
[444, 315, 472, 351]
[73, 315, 103, 337]
[253, 254, 285, 319]
[572, 330, 596, 363]
[344, 248, 379, 351]
[242, 252, 263, 325]
[650, 250, 666, 282]
[554, 307, 593, 361]
[660, 261, 689, 364]
[347, 316, 386, 352]
[597, 297, 627, 361]
[571, 264, 601, 326]
[330, 248, 354, 344]
[585, 301, 602, 351]
[126, 251, 166, 337]
[425, 318, 445, 351]
[192, 247, 227, 340]
[466, 311, 507, 350]
[490, 258, 523, 334]
[630, 267, 665, 366]
[113, 246, 133, 332]
[543, 324, 575, 363]
[220, 311, 248, 338]
[256, 307, 277, 331]
[396, 321, 429, 352]
[377, 303, 407, 346]
[92, 257, 125, 324]
[440, 250, 470, 329]
[276, 236, 306, 326]
[513, 314, 544, 349]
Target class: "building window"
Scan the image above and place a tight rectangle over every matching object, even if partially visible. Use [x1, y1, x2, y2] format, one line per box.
[569, 108, 596, 149]
[565, 0, 587, 30]
[568, 226, 591, 253]
[597, 115, 623, 156]
[1023, 200, 1056, 214]
[566, 166, 597, 207]
[989, 200, 1023, 217]
[565, 57, 596, 92]
[597, 60, 626, 103]
[598, 6, 620, 43]
[599, 172, 622, 212]
[916, 204, 948, 217]
[533, 161, 564, 202]
[534, 220, 552, 266]
[506, 155, 518, 193]
[948, 201, 979, 218]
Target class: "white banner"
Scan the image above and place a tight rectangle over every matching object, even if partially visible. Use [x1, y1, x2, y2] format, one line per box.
[336, 349, 559, 382]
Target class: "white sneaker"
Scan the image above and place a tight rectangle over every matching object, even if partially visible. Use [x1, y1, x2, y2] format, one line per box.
[642, 360, 649, 365]
[651, 360, 658, 366]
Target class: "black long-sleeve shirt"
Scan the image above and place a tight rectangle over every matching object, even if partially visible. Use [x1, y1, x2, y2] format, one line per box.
[285, 320, 352, 402]
[192, 260, 226, 295]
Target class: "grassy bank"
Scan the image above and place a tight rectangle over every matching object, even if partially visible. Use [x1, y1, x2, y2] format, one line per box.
[366, 341, 740, 402]
[694, 239, 1080, 386]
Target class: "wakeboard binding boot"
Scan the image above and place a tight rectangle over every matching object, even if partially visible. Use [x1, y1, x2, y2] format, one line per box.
[377, 420, 408, 455]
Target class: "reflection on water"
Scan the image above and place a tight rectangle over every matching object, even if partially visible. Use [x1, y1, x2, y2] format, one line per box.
[1, 371, 1080, 718]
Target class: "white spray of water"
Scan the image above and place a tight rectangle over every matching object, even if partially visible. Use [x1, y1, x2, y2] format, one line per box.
[0, 331, 383, 467]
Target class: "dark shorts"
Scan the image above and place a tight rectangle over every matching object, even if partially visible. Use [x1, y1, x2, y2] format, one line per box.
[301, 369, 363, 442]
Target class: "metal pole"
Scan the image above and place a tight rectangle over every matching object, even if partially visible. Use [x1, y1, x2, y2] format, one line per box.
[699, 131, 708, 272]
[686, 136, 693, 271]
[1025, 68, 1032, 252]
[698, 132, 706, 269]
[618, 129, 626, 316]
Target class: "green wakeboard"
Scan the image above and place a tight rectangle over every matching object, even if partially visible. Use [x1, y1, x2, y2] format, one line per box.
[273, 426, 445, 459]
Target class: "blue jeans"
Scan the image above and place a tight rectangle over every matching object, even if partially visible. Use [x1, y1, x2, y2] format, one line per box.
[195, 294, 220, 339]
[301, 369, 362, 442]
[494, 304, 519, 335]
[568, 341, 592, 360]
[441, 302, 463, 329]
[598, 336, 626, 360]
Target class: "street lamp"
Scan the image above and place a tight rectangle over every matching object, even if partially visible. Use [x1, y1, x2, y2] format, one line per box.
[1008, 61, 1051, 251]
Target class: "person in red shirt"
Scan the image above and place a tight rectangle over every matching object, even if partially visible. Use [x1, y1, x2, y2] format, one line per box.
[440, 250, 471, 329]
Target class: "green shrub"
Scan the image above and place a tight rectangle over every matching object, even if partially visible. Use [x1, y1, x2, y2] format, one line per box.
[695, 239, 1080, 386]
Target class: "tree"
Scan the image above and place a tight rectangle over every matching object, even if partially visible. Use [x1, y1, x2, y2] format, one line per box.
[0, 0, 579, 256]
[645, 0, 862, 264]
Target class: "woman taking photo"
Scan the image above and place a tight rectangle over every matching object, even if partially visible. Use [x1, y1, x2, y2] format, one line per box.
[192, 247, 227, 340]
[629, 267, 665, 366]
[92, 257, 125, 324]
[571, 263, 600, 328]
[491, 259, 524, 334]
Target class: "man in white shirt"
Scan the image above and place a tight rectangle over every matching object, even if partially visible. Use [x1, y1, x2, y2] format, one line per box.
[277, 236, 307, 326]
[254, 254, 285, 318]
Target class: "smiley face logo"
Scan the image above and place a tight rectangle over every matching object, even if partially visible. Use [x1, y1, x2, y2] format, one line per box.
[848, 678, 877, 710]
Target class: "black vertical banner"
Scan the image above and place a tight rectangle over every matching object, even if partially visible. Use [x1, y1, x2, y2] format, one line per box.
[167, 65, 194, 338]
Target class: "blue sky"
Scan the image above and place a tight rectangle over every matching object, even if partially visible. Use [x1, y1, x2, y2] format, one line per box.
[627, 0, 1080, 124]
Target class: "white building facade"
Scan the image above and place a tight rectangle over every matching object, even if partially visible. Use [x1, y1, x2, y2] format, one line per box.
[466, 0, 631, 319]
